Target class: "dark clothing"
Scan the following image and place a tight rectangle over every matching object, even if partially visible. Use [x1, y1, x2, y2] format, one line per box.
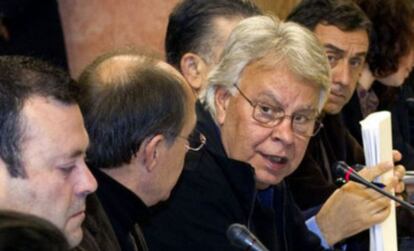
[286, 114, 364, 210]
[0, 0, 68, 69]
[342, 92, 364, 145]
[142, 102, 324, 251]
[74, 194, 121, 251]
[405, 71, 414, 146]
[90, 168, 149, 251]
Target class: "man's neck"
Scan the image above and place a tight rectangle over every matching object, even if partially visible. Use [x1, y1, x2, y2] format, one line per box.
[101, 164, 142, 200]
[358, 65, 376, 90]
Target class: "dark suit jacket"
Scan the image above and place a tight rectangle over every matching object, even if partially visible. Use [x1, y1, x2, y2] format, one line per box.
[74, 194, 121, 251]
[142, 102, 324, 251]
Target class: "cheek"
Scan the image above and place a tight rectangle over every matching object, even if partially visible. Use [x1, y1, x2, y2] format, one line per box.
[40, 187, 72, 227]
[222, 105, 270, 161]
[15, 179, 71, 230]
[224, 123, 270, 163]
[32, 175, 75, 225]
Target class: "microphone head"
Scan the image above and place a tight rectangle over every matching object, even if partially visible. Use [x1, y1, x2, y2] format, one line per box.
[227, 223, 269, 251]
[226, 223, 251, 249]
[334, 161, 349, 185]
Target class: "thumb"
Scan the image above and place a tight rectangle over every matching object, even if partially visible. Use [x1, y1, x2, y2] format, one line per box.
[358, 161, 393, 181]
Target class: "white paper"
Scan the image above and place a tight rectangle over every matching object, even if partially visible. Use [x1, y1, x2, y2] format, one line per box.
[360, 111, 397, 251]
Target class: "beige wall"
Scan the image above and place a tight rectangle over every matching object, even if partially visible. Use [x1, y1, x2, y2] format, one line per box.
[59, 0, 179, 77]
[59, 0, 299, 78]
[254, 0, 299, 20]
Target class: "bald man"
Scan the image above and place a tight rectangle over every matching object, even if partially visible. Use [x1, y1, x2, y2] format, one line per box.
[77, 50, 198, 251]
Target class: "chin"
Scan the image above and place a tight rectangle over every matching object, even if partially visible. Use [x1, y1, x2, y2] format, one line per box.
[256, 174, 284, 189]
[66, 229, 83, 248]
[323, 104, 341, 115]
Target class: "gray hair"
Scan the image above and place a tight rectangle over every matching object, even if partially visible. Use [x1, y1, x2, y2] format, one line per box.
[201, 15, 331, 118]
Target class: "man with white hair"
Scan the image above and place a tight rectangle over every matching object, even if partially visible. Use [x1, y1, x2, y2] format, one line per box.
[143, 16, 332, 250]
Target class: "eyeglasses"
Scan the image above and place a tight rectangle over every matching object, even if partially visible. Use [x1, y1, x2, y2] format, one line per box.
[178, 130, 207, 152]
[233, 84, 323, 137]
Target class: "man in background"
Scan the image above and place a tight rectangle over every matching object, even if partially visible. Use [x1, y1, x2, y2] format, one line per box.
[165, 0, 261, 96]
[286, 0, 406, 248]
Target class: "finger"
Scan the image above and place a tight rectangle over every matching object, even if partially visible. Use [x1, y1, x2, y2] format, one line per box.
[358, 161, 394, 181]
[392, 150, 402, 162]
[382, 175, 398, 189]
[342, 180, 367, 191]
[395, 194, 405, 207]
[395, 181, 405, 194]
[394, 164, 406, 180]
[370, 204, 391, 224]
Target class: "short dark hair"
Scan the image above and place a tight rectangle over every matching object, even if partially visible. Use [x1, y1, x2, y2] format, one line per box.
[0, 211, 69, 251]
[0, 56, 79, 178]
[354, 0, 414, 77]
[78, 51, 189, 169]
[287, 0, 371, 34]
[165, 0, 261, 69]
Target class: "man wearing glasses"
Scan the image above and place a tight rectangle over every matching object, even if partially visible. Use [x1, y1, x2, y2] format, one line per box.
[143, 16, 330, 250]
[76, 51, 199, 251]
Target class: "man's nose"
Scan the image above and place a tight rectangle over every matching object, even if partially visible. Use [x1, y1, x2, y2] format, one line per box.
[332, 60, 350, 86]
[76, 163, 98, 197]
[270, 116, 295, 145]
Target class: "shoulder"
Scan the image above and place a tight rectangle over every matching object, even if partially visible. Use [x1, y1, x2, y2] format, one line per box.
[81, 194, 122, 251]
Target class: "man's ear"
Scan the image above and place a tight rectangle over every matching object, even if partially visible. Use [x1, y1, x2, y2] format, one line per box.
[0, 158, 10, 189]
[138, 134, 165, 173]
[215, 87, 232, 126]
[180, 53, 209, 94]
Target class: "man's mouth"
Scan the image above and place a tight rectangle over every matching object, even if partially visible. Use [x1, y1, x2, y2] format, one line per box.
[328, 91, 346, 104]
[71, 208, 86, 219]
[262, 154, 288, 164]
[330, 90, 344, 99]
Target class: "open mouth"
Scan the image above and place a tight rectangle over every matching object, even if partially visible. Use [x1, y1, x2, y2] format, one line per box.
[262, 153, 288, 165]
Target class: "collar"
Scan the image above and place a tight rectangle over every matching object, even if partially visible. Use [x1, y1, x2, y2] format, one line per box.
[90, 167, 150, 231]
[194, 102, 257, 210]
[195, 101, 227, 157]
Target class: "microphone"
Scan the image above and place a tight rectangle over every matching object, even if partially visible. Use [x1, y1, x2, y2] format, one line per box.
[335, 161, 414, 211]
[226, 223, 269, 251]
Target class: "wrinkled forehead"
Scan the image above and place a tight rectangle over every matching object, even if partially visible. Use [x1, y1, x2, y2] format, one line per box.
[239, 60, 320, 108]
[314, 24, 369, 55]
[241, 55, 312, 90]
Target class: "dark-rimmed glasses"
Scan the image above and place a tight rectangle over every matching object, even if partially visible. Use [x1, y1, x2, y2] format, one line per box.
[233, 84, 323, 137]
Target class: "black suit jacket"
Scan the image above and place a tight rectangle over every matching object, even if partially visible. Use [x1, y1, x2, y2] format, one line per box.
[142, 102, 324, 251]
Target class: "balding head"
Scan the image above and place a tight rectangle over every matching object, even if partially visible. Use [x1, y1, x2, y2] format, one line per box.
[78, 50, 194, 169]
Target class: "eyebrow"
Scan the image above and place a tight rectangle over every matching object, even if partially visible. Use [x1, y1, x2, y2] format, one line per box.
[255, 92, 280, 105]
[69, 150, 85, 159]
[49, 149, 86, 167]
[353, 52, 367, 58]
[324, 44, 367, 58]
[324, 44, 345, 55]
[255, 92, 318, 113]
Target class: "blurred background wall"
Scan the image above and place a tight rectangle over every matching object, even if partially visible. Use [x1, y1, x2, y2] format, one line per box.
[58, 0, 300, 77]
